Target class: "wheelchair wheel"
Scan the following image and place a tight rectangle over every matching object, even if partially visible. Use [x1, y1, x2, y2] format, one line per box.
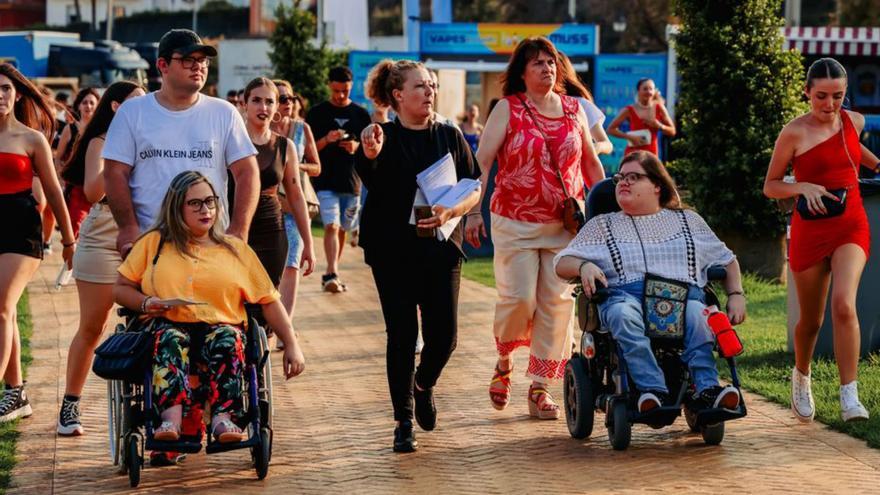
[684, 406, 700, 433]
[258, 325, 274, 428]
[564, 357, 594, 439]
[701, 422, 725, 446]
[127, 434, 141, 488]
[252, 427, 271, 480]
[607, 400, 631, 451]
[108, 380, 122, 466]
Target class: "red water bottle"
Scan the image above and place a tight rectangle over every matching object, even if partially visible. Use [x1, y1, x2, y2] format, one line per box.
[704, 306, 744, 358]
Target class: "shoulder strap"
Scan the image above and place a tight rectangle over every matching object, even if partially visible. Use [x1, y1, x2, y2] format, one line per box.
[676, 210, 698, 282]
[839, 112, 859, 180]
[601, 215, 626, 281]
[515, 94, 571, 198]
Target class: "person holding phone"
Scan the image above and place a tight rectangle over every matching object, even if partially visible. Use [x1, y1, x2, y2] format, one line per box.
[357, 59, 480, 453]
[306, 66, 372, 293]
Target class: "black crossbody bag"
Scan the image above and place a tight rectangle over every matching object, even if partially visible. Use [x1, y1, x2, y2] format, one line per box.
[795, 117, 858, 220]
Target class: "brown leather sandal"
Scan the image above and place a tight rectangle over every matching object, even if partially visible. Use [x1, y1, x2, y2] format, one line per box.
[528, 385, 560, 420]
[489, 363, 513, 410]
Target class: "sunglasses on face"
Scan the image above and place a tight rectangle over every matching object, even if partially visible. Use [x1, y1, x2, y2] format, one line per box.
[185, 195, 218, 212]
[612, 172, 650, 185]
[279, 95, 294, 104]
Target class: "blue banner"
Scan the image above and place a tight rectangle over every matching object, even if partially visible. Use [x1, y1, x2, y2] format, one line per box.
[593, 54, 668, 172]
[348, 51, 419, 111]
[420, 23, 598, 56]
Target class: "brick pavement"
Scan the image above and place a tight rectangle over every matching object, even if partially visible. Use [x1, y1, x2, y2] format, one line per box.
[8, 247, 880, 494]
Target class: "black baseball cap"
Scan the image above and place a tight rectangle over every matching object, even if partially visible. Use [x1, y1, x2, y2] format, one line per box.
[158, 29, 217, 60]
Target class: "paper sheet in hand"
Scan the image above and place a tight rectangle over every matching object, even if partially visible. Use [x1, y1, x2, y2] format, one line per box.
[411, 153, 481, 241]
[154, 298, 207, 307]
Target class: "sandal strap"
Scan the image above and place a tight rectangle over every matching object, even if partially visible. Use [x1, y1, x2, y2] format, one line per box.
[528, 387, 558, 409]
[492, 364, 513, 385]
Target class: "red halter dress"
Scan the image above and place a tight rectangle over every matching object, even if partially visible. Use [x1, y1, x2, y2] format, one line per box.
[789, 111, 870, 272]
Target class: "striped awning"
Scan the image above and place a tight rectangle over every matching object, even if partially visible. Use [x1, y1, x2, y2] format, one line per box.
[784, 27, 880, 56]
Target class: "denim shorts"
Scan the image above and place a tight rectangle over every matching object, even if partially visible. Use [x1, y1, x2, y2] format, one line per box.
[317, 190, 360, 231]
[283, 212, 305, 269]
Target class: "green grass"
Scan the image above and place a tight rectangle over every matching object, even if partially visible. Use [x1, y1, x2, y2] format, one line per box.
[462, 259, 880, 448]
[0, 292, 33, 493]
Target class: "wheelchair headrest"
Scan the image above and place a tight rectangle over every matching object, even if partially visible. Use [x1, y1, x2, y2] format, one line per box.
[586, 178, 621, 221]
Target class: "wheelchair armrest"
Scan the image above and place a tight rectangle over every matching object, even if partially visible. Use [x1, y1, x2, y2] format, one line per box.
[117, 307, 141, 319]
[707, 265, 728, 282]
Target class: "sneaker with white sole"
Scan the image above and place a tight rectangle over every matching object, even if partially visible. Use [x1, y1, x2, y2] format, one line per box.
[0, 384, 33, 423]
[57, 396, 84, 436]
[840, 381, 869, 422]
[322, 273, 343, 293]
[791, 367, 815, 423]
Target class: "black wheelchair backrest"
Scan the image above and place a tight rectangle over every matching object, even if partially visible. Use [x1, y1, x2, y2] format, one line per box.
[586, 178, 621, 221]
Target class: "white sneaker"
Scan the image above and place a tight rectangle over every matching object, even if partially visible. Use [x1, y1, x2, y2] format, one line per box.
[840, 381, 869, 422]
[791, 367, 815, 423]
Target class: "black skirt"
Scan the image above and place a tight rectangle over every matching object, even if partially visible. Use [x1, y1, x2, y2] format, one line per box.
[0, 190, 43, 259]
[247, 194, 287, 287]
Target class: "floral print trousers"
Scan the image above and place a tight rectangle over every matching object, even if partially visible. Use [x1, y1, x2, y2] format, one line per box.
[152, 320, 246, 433]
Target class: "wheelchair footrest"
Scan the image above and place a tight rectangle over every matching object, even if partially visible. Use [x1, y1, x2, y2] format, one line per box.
[205, 434, 261, 454]
[694, 405, 747, 426]
[145, 438, 203, 454]
[633, 405, 681, 427]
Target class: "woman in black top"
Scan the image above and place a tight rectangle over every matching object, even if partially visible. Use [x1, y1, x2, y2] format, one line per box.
[358, 59, 481, 453]
[239, 77, 315, 287]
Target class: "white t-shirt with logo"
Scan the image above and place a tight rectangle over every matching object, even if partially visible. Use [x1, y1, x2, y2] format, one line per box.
[103, 92, 257, 231]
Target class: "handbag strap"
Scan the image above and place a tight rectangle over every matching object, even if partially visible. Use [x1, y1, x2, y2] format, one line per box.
[839, 113, 860, 182]
[628, 211, 698, 284]
[515, 94, 572, 198]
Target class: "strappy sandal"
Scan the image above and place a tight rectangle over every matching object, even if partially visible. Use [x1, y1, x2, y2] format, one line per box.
[154, 420, 181, 441]
[489, 362, 513, 410]
[528, 385, 560, 420]
[212, 419, 246, 444]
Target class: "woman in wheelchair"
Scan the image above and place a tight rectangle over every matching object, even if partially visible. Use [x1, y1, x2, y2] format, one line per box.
[555, 151, 745, 413]
[114, 171, 305, 444]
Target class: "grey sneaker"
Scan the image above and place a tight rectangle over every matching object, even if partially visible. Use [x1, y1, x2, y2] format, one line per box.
[0, 384, 33, 423]
[840, 381, 869, 422]
[791, 367, 815, 423]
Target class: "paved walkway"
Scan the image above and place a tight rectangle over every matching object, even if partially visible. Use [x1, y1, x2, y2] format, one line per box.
[9, 247, 880, 494]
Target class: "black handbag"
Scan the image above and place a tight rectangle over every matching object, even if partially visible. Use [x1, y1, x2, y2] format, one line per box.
[92, 324, 154, 382]
[796, 188, 847, 220]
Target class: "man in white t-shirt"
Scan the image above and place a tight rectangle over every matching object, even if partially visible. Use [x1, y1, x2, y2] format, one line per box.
[104, 29, 259, 256]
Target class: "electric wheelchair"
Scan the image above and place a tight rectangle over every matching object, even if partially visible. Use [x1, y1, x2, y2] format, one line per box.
[562, 179, 747, 451]
[105, 305, 274, 487]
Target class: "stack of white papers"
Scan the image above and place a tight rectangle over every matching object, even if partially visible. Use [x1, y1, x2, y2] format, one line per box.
[410, 153, 480, 241]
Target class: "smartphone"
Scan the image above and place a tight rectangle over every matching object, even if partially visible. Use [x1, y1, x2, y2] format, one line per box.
[339, 131, 355, 142]
[414, 205, 436, 238]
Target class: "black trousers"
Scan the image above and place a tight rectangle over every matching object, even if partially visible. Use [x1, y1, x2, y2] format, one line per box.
[370, 257, 461, 422]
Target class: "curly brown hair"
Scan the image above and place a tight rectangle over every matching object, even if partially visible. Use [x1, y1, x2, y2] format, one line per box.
[365, 59, 425, 111]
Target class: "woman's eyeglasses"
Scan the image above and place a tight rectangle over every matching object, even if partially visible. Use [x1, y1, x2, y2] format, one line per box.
[279, 95, 297, 104]
[186, 195, 219, 212]
[612, 172, 651, 185]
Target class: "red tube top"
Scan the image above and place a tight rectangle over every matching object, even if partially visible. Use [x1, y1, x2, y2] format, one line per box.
[0, 152, 33, 195]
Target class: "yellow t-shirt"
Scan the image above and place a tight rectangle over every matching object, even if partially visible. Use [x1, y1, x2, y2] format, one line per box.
[118, 231, 280, 325]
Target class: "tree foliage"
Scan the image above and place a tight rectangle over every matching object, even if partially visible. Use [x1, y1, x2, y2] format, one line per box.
[834, 0, 880, 27]
[268, 0, 347, 108]
[673, 0, 807, 238]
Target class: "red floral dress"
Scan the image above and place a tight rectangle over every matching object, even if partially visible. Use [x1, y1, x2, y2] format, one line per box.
[490, 93, 586, 223]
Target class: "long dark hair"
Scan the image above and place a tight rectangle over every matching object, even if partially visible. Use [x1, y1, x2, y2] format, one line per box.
[501, 36, 564, 96]
[0, 63, 55, 139]
[619, 151, 683, 209]
[558, 53, 594, 102]
[61, 81, 143, 185]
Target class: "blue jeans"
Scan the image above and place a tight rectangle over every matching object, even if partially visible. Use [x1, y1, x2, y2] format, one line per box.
[597, 282, 719, 394]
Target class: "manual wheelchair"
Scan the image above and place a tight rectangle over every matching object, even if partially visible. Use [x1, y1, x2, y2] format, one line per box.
[562, 179, 747, 451]
[105, 306, 274, 487]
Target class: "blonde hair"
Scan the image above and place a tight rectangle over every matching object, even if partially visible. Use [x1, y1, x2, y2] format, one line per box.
[146, 171, 237, 259]
[365, 59, 425, 111]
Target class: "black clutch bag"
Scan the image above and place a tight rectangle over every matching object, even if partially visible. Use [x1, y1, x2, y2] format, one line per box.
[795, 188, 847, 220]
[92, 327, 154, 382]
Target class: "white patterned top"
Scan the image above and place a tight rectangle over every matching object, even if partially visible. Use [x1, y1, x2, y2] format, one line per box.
[554, 208, 735, 287]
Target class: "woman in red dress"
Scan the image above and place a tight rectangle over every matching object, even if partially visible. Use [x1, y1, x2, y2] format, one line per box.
[764, 58, 880, 424]
[607, 78, 676, 158]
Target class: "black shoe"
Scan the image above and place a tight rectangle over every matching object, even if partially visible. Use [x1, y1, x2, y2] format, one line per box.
[0, 383, 33, 423]
[57, 395, 84, 436]
[413, 385, 437, 431]
[393, 420, 418, 453]
[149, 451, 187, 467]
[691, 385, 740, 412]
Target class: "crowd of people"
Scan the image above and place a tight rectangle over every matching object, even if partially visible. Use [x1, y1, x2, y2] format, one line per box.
[0, 26, 877, 466]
